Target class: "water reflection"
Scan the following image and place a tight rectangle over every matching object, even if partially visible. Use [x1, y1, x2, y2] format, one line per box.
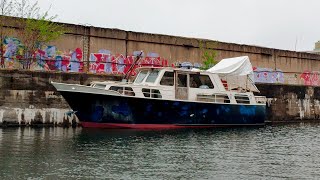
[0, 124, 320, 179]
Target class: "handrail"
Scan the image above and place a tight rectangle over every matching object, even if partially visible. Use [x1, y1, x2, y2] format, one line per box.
[255, 96, 267, 104]
[197, 93, 230, 103]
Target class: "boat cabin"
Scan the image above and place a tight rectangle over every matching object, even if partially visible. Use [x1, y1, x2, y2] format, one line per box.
[90, 67, 266, 105]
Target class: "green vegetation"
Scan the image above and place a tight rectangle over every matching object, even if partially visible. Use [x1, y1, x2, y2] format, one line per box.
[18, 13, 65, 55]
[0, 0, 15, 51]
[199, 40, 218, 70]
[0, 0, 65, 56]
[15, 0, 65, 55]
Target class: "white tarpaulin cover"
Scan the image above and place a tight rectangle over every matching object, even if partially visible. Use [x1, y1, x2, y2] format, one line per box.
[206, 56, 259, 92]
[206, 56, 253, 76]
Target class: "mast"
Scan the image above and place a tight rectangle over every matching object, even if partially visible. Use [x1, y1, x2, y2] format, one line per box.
[122, 51, 144, 82]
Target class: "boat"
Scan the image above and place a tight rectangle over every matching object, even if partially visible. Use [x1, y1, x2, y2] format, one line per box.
[51, 56, 266, 129]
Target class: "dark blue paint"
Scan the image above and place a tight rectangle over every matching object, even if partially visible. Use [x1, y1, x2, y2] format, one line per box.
[61, 91, 266, 125]
[239, 105, 256, 116]
[111, 102, 131, 116]
[91, 106, 104, 122]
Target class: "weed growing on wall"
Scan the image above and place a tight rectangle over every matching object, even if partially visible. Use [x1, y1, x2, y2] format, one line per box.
[14, 0, 65, 58]
[199, 40, 218, 70]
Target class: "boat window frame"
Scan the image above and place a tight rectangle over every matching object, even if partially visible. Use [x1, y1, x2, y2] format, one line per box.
[234, 94, 250, 104]
[177, 73, 188, 87]
[145, 69, 160, 83]
[142, 88, 162, 98]
[93, 83, 107, 89]
[197, 93, 230, 103]
[189, 74, 214, 89]
[110, 86, 136, 96]
[134, 70, 149, 84]
[160, 71, 174, 86]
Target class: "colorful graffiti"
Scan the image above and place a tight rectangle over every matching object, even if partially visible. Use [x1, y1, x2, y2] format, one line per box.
[2, 37, 23, 68]
[300, 71, 320, 86]
[88, 51, 171, 75]
[2, 37, 84, 72]
[1, 37, 202, 75]
[253, 67, 284, 83]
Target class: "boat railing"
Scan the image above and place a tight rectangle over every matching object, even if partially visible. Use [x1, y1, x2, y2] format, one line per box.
[234, 94, 251, 104]
[197, 93, 230, 103]
[255, 96, 267, 104]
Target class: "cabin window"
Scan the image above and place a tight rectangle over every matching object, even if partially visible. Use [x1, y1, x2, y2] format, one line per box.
[160, 72, 174, 86]
[135, 70, 149, 83]
[124, 87, 135, 96]
[142, 88, 162, 98]
[190, 74, 214, 89]
[110, 86, 122, 92]
[177, 74, 187, 87]
[110, 86, 135, 96]
[142, 88, 150, 97]
[146, 70, 160, 83]
[93, 84, 106, 89]
[196, 93, 230, 103]
[215, 94, 230, 103]
[151, 89, 162, 98]
[235, 94, 250, 104]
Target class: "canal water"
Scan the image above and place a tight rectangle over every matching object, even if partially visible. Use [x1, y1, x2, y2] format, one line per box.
[0, 124, 320, 179]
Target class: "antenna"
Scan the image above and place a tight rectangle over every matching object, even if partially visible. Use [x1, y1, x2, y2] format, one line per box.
[122, 50, 144, 82]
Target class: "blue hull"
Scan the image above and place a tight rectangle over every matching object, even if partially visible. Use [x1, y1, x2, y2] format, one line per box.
[60, 91, 266, 127]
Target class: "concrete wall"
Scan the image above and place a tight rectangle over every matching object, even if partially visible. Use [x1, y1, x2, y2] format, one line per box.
[1, 16, 320, 125]
[56, 25, 320, 86]
[257, 84, 320, 122]
[0, 70, 121, 127]
[0, 70, 319, 126]
[2, 16, 320, 86]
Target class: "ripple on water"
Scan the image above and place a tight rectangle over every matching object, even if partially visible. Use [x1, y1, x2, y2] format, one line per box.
[0, 124, 320, 179]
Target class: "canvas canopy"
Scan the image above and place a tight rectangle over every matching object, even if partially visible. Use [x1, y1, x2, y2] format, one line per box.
[206, 56, 253, 76]
[206, 56, 259, 92]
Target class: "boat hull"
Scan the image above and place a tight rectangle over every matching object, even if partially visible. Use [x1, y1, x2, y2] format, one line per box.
[59, 91, 266, 129]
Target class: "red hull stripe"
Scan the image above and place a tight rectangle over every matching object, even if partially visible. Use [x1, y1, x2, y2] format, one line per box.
[80, 122, 264, 129]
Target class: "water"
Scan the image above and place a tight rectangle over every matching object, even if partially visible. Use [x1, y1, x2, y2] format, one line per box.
[0, 124, 320, 179]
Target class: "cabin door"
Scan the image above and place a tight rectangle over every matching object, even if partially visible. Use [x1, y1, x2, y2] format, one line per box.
[175, 73, 188, 100]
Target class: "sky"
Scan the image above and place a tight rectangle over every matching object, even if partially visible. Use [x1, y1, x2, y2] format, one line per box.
[35, 0, 320, 51]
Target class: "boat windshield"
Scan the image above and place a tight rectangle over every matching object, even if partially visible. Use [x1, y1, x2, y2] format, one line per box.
[145, 70, 160, 83]
[134, 70, 149, 83]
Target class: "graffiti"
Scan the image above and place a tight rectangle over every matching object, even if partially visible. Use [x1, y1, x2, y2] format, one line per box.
[253, 67, 284, 83]
[300, 71, 320, 86]
[2, 37, 24, 68]
[172, 61, 202, 69]
[1, 37, 84, 72]
[31, 47, 83, 72]
[69, 48, 83, 72]
[1, 37, 207, 76]
[88, 50, 170, 75]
